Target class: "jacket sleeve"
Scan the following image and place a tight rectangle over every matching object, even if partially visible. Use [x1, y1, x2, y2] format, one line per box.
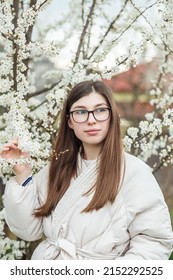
[117, 158, 173, 260]
[4, 165, 49, 242]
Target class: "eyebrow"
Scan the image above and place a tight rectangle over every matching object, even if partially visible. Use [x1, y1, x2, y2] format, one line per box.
[72, 103, 108, 110]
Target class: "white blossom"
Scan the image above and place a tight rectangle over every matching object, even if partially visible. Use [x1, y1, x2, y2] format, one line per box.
[127, 127, 139, 140]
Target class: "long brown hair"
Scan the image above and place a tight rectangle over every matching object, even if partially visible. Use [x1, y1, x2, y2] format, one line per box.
[35, 80, 124, 217]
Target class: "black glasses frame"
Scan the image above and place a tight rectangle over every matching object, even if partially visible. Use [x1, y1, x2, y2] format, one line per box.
[68, 108, 111, 123]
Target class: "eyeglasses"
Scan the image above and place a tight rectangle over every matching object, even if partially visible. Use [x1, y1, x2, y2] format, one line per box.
[69, 107, 111, 123]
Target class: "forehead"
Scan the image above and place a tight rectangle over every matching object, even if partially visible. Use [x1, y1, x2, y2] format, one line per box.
[71, 92, 108, 109]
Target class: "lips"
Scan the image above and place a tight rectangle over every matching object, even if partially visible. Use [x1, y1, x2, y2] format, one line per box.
[85, 129, 100, 135]
[85, 129, 100, 132]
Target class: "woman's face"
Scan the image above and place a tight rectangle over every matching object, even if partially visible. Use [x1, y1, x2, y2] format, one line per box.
[68, 92, 111, 153]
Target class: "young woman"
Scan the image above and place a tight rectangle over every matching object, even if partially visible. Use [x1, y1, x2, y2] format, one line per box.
[1, 80, 173, 260]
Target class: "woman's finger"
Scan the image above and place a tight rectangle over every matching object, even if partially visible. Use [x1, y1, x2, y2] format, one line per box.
[1, 147, 10, 151]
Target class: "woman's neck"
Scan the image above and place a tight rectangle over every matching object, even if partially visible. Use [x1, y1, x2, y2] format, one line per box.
[82, 144, 101, 160]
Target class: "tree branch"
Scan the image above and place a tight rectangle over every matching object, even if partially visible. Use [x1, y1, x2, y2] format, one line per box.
[88, 0, 129, 60]
[29, 99, 47, 112]
[153, 148, 173, 174]
[150, 45, 170, 116]
[89, 1, 157, 60]
[73, 0, 97, 66]
[26, 81, 60, 100]
[81, 0, 85, 57]
[12, 0, 20, 91]
[22, 0, 37, 77]
[1, 32, 14, 42]
[129, 0, 154, 31]
[112, 2, 157, 45]
[33, 0, 51, 12]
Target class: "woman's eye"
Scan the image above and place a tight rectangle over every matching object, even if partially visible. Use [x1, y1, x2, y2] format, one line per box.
[95, 108, 107, 113]
[75, 110, 87, 115]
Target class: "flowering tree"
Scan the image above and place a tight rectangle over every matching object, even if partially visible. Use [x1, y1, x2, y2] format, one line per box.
[0, 0, 173, 259]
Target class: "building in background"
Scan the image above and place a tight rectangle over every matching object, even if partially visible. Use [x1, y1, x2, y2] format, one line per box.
[103, 62, 157, 123]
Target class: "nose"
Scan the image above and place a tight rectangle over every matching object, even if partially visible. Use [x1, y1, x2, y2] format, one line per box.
[87, 111, 96, 123]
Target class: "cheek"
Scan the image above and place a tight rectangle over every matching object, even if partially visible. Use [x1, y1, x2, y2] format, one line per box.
[72, 127, 84, 142]
[68, 121, 83, 138]
[72, 126, 82, 137]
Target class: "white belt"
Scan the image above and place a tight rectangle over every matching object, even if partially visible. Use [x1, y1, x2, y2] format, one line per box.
[43, 223, 119, 260]
[44, 237, 119, 260]
[45, 237, 76, 259]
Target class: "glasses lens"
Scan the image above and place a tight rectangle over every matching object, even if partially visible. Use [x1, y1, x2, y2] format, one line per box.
[72, 110, 88, 122]
[94, 108, 110, 121]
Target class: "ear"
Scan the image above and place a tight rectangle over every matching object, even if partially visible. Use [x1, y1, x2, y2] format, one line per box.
[68, 118, 74, 129]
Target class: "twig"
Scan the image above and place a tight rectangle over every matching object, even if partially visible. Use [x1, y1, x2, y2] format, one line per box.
[73, 0, 97, 66]
[89, 1, 157, 61]
[26, 81, 60, 100]
[111, 2, 157, 47]
[29, 99, 47, 112]
[153, 148, 173, 174]
[88, 0, 129, 60]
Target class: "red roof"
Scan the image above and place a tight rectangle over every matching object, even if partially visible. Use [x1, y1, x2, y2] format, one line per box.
[103, 61, 157, 93]
[116, 102, 154, 119]
[102, 61, 159, 120]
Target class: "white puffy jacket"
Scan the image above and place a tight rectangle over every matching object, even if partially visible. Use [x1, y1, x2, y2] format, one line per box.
[4, 152, 173, 259]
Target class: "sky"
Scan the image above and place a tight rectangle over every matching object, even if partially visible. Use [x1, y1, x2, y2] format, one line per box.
[37, 0, 70, 26]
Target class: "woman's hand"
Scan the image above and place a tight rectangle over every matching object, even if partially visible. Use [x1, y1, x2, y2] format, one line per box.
[0, 139, 32, 184]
